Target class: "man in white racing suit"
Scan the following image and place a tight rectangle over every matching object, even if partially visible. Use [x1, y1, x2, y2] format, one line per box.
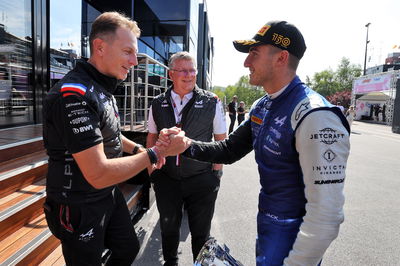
[160, 20, 350, 265]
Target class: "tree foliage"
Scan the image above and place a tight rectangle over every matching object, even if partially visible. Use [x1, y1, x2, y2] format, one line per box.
[211, 75, 265, 108]
[212, 57, 361, 109]
[306, 57, 362, 108]
[326, 90, 352, 107]
[308, 57, 362, 99]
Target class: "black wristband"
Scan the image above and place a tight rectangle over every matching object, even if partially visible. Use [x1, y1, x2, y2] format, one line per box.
[146, 148, 158, 164]
[212, 169, 223, 178]
[132, 144, 144, 154]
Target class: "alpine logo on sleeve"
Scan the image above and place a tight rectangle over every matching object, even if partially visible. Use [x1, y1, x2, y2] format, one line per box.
[61, 83, 87, 97]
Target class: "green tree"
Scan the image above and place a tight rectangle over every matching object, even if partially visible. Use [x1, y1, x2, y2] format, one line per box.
[216, 75, 265, 108]
[309, 57, 362, 97]
[335, 57, 362, 91]
[311, 69, 339, 97]
[211, 86, 225, 100]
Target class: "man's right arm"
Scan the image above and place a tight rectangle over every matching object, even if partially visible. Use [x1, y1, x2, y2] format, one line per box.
[73, 143, 154, 189]
[184, 119, 253, 164]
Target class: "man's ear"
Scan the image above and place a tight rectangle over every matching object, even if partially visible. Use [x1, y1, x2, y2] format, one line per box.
[276, 50, 289, 66]
[91, 38, 105, 57]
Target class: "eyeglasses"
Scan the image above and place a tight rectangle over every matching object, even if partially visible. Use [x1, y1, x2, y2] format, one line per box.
[170, 68, 198, 76]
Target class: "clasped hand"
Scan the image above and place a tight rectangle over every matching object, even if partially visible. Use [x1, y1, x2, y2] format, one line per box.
[149, 127, 192, 171]
[156, 127, 192, 156]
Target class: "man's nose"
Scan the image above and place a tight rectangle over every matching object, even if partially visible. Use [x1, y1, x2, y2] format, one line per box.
[129, 55, 138, 66]
[244, 55, 251, 68]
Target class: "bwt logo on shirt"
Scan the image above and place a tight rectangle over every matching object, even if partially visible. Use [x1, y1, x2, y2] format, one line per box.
[72, 124, 93, 134]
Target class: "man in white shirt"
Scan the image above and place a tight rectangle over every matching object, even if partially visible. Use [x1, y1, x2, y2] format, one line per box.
[147, 51, 227, 266]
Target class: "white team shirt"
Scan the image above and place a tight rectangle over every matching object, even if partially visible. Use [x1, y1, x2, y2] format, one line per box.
[147, 90, 226, 134]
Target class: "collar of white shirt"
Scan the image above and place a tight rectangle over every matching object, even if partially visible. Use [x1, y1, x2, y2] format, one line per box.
[171, 90, 193, 106]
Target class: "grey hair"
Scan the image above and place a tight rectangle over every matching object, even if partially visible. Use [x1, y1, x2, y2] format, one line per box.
[168, 51, 197, 69]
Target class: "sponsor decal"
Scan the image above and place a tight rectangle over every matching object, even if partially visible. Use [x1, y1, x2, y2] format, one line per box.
[235, 40, 259, 45]
[310, 128, 345, 144]
[274, 116, 287, 127]
[295, 102, 309, 120]
[266, 135, 279, 148]
[79, 228, 94, 242]
[314, 178, 344, 185]
[251, 115, 263, 125]
[323, 149, 336, 162]
[66, 101, 87, 108]
[312, 164, 346, 175]
[195, 100, 203, 105]
[161, 104, 169, 107]
[61, 83, 87, 97]
[194, 104, 203, 108]
[72, 124, 93, 134]
[63, 179, 72, 189]
[263, 144, 281, 156]
[64, 164, 72, 176]
[265, 212, 279, 220]
[257, 24, 271, 36]
[70, 116, 90, 125]
[269, 126, 282, 139]
[67, 109, 89, 117]
[272, 33, 291, 48]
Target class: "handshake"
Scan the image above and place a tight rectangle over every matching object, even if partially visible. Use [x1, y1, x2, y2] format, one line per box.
[156, 126, 192, 157]
[148, 127, 192, 171]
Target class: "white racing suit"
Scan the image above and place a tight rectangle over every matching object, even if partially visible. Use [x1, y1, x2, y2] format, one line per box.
[185, 76, 350, 265]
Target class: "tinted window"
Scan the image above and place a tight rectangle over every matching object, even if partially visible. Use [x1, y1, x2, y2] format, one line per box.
[0, 0, 34, 126]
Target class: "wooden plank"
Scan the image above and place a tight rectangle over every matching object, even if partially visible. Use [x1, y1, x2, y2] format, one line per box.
[0, 150, 47, 174]
[53, 254, 66, 266]
[0, 139, 44, 164]
[0, 179, 46, 212]
[0, 215, 45, 254]
[0, 214, 48, 262]
[0, 164, 47, 198]
[16, 235, 60, 266]
[0, 197, 45, 242]
[38, 244, 64, 266]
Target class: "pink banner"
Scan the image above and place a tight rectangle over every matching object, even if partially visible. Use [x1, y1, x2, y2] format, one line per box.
[353, 73, 392, 94]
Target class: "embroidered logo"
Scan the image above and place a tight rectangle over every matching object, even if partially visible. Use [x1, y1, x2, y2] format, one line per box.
[79, 228, 94, 242]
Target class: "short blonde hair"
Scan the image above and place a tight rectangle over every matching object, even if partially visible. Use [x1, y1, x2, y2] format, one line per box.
[89, 11, 141, 52]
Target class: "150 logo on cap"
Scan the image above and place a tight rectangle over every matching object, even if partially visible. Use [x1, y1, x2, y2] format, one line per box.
[257, 24, 271, 36]
[272, 33, 290, 48]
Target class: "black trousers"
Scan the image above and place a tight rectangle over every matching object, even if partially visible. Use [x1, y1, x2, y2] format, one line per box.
[153, 171, 220, 265]
[237, 115, 245, 126]
[44, 187, 140, 266]
[229, 114, 236, 134]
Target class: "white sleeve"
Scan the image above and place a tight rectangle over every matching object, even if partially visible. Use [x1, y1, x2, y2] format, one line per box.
[147, 107, 158, 134]
[284, 110, 350, 266]
[213, 99, 227, 134]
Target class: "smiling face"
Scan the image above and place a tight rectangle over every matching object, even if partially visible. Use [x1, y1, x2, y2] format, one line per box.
[243, 45, 280, 89]
[169, 58, 197, 96]
[99, 26, 138, 80]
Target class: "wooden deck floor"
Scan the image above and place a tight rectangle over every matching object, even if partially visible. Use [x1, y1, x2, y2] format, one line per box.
[0, 125, 43, 148]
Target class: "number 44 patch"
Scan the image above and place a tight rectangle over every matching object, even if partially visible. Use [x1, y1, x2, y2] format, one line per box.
[274, 116, 287, 127]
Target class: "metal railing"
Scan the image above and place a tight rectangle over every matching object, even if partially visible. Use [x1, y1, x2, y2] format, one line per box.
[115, 53, 170, 132]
